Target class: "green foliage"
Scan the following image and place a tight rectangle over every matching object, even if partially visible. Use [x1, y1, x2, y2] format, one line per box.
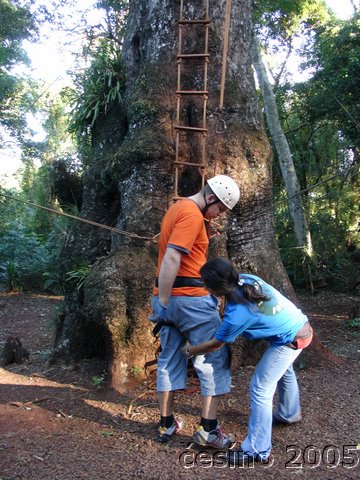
[95, 0, 129, 40]
[257, 4, 360, 292]
[345, 318, 360, 329]
[65, 264, 91, 291]
[0, 189, 72, 291]
[42, 89, 79, 161]
[40, 350, 51, 361]
[92, 374, 105, 388]
[20, 162, 53, 236]
[0, 0, 36, 70]
[273, 110, 359, 290]
[0, 260, 20, 291]
[67, 1, 129, 150]
[298, 14, 360, 146]
[68, 39, 125, 139]
[0, 74, 40, 144]
[130, 366, 142, 377]
[43, 271, 65, 296]
[253, 0, 331, 42]
[0, 0, 38, 139]
[0, 219, 53, 290]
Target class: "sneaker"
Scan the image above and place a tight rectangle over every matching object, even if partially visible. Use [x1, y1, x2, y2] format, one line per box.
[227, 449, 270, 465]
[193, 423, 235, 449]
[157, 417, 184, 443]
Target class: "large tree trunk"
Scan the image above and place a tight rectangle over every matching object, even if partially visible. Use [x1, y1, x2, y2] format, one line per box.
[52, 0, 294, 390]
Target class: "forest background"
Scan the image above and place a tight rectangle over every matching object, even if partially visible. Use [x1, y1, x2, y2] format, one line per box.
[1, 0, 358, 297]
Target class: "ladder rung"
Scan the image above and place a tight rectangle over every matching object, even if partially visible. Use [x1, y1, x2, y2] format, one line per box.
[175, 125, 208, 133]
[177, 54, 209, 59]
[178, 19, 210, 25]
[175, 161, 206, 167]
[176, 90, 208, 95]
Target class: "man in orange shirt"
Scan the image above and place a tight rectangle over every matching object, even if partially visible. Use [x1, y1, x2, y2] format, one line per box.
[150, 175, 240, 447]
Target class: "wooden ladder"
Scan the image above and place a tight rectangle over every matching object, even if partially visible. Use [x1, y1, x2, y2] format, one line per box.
[174, 0, 210, 200]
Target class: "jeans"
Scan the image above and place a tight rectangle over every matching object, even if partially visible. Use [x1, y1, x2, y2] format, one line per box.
[241, 344, 302, 460]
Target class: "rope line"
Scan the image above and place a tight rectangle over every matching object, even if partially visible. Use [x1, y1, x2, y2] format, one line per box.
[0, 193, 158, 242]
[1, 157, 357, 244]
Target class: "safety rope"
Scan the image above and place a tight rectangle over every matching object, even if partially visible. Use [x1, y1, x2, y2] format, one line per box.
[0, 192, 159, 242]
[2, 160, 356, 243]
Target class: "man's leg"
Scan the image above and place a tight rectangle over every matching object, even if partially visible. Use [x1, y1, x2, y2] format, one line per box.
[172, 295, 233, 448]
[158, 391, 175, 417]
[191, 343, 234, 448]
[191, 393, 234, 448]
[156, 325, 186, 442]
[201, 395, 220, 419]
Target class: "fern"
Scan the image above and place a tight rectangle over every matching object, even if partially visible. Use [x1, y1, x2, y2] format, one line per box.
[69, 40, 125, 140]
[65, 264, 91, 291]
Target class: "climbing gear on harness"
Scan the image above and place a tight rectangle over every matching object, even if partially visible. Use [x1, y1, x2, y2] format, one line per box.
[152, 320, 174, 338]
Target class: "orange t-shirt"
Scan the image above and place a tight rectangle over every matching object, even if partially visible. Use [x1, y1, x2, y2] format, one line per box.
[153, 199, 209, 296]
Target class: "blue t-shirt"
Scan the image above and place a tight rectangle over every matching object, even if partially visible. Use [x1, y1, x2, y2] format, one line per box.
[214, 274, 308, 346]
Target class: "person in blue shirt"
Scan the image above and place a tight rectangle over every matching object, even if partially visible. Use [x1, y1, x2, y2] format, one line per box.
[183, 257, 313, 464]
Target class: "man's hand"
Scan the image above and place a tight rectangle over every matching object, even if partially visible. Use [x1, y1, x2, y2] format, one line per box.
[158, 302, 168, 321]
[149, 298, 169, 323]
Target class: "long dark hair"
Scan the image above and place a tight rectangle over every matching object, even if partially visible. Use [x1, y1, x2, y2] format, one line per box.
[200, 257, 269, 304]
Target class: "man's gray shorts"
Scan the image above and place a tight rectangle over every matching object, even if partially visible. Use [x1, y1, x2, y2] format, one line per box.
[151, 295, 231, 396]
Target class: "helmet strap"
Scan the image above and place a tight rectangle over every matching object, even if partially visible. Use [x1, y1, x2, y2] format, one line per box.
[201, 193, 221, 216]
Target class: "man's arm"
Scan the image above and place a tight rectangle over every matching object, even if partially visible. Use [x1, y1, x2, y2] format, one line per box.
[158, 247, 182, 306]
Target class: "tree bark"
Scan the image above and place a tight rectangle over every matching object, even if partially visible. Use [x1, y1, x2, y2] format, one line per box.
[52, 0, 295, 390]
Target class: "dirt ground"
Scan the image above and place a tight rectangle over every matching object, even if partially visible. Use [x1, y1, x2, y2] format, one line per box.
[0, 289, 359, 480]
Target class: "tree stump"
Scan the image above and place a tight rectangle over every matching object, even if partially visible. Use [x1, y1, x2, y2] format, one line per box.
[1, 336, 29, 366]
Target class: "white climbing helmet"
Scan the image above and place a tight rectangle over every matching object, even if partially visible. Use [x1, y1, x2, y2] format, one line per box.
[207, 175, 240, 210]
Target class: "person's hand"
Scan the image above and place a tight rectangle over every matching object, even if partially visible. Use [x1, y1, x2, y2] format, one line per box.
[149, 298, 168, 323]
[158, 302, 168, 321]
[181, 340, 193, 357]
